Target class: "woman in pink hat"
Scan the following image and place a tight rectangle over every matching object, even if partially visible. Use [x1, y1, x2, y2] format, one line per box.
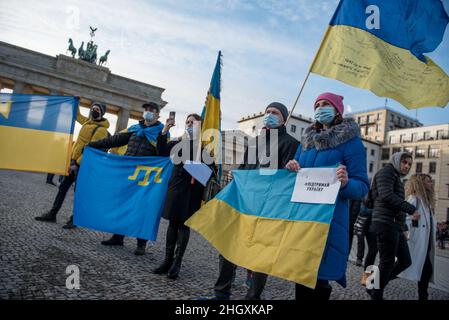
[286, 92, 369, 299]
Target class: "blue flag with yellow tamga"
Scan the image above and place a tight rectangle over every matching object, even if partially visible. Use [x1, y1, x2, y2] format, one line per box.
[186, 169, 337, 288]
[311, 0, 449, 108]
[0, 93, 78, 174]
[74, 147, 174, 241]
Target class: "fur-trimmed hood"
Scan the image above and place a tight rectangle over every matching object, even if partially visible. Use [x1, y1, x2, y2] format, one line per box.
[301, 118, 361, 151]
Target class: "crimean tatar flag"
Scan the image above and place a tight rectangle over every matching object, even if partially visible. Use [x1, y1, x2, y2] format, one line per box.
[74, 147, 174, 241]
[0, 93, 78, 174]
[186, 169, 337, 288]
[311, 0, 449, 109]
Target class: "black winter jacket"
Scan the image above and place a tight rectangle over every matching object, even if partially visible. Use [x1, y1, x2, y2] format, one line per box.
[239, 125, 299, 170]
[371, 163, 416, 231]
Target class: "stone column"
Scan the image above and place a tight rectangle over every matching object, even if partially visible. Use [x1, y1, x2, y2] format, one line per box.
[116, 108, 130, 133]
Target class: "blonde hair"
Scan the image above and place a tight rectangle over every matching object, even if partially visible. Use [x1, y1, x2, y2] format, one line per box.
[405, 174, 435, 210]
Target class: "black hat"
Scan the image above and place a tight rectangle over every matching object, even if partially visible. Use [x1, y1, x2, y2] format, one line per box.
[265, 102, 289, 121]
[92, 102, 107, 116]
[142, 102, 160, 112]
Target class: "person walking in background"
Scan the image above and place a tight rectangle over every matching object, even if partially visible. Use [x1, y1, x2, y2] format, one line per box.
[399, 174, 437, 300]
[368, 152, 419, 300]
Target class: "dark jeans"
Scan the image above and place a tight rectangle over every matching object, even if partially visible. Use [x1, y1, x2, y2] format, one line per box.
[214, 255, 267, 300]
[356, 233, 365, 261]
[111, 234, 147, 247]
[372, 224, 411, 300]
[363, 231, 378, 270]
[49, 171, 77, 216]
[295, 280, 332, 300]
[47, 173, 65, 184]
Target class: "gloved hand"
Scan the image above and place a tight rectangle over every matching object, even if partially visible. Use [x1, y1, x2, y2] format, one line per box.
[69, 163, 79, 175]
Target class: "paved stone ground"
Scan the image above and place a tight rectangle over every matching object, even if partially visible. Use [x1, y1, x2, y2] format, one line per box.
[1, 169, 448, 300]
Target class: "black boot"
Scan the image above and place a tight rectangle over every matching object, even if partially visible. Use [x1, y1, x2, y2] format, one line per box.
[153, 244, 175, 274]
[167, 227, 190, 280]
[101, 234, 124, 246]
[35, 211, 57, 223]
[153, 223, 178, 274]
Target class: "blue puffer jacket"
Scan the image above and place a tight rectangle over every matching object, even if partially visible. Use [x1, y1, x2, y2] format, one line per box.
[294, 119, 369, 287]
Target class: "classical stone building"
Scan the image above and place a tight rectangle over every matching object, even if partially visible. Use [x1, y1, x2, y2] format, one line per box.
[0, 41, 167, 133]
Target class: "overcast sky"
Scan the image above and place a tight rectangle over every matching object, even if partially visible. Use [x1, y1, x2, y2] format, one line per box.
[1, 0, 448, 137]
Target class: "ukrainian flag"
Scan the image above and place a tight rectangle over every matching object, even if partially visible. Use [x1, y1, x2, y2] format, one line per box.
[185, 169, 336, 288]
[0, 94, 78, 174]
[201, 51, 222, 162]
[311, 0, 449, 109]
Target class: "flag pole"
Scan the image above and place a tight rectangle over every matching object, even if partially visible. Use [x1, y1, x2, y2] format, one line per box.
[286, 25, 332, 124]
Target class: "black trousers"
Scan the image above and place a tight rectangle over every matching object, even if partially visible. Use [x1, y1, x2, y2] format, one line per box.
[49, 171, 77, 215]
[372, 225, 411, 299]
[356, 233, 365, 261]
[214, 255, 267, 299]
[418, 240, 433, 300]
[363, 231, 378, 270]
[295, 280, 332, 300]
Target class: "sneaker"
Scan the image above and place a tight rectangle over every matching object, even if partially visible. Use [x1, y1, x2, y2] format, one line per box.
[46, 181, 57, 186]
[134, 246, 146, 256]
[35, 212, 56, 223]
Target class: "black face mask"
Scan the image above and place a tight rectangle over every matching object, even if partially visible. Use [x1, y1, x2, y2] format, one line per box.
[91, 110, 100, 119]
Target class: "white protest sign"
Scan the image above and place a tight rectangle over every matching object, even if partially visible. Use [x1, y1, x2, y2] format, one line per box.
[183, 160, 212, 187]
[291, 167, 341, 204]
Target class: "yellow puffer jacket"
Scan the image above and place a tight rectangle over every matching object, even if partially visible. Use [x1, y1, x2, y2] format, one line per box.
[71, 108, 110, 165]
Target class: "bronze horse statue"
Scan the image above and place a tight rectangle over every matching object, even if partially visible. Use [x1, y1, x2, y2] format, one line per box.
[99, 50, 110, 66]
[67, 38, 77, 58]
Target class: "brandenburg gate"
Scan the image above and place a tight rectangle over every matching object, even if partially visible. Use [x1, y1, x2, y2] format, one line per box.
[0, 40, 167, 133]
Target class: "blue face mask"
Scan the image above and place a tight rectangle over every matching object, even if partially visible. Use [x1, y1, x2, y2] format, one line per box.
[143, 111, 154, 121]
[186, 126, 193, 137]
[314, 106, 336, 125]
[263, 113, 281, 129]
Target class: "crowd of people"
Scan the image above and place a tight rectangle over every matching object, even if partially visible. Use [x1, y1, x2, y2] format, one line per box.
[34, 92, 442, 300]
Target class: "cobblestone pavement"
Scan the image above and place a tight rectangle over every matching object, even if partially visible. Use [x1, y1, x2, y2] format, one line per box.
[1, 169, 448, 300]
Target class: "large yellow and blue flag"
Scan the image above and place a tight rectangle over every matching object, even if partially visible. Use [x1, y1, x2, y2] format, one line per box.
[74, 147, 174, 240]
[201, 51, 222, 166]
[0, 93, 78, 174]
[311, 0, 449, 109]
[186, 169, 337, 288]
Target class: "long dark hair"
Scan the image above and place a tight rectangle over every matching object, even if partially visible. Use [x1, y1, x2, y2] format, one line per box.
[186, 113, 202, 122]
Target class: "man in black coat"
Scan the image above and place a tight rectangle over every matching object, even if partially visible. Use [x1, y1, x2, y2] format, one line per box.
[88, 102, 167, 256]
[211, 102, 299, 300]
[368, 151, 419, 300]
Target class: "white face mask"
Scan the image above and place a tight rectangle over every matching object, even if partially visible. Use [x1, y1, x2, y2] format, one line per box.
[143, 111, 154, 121]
